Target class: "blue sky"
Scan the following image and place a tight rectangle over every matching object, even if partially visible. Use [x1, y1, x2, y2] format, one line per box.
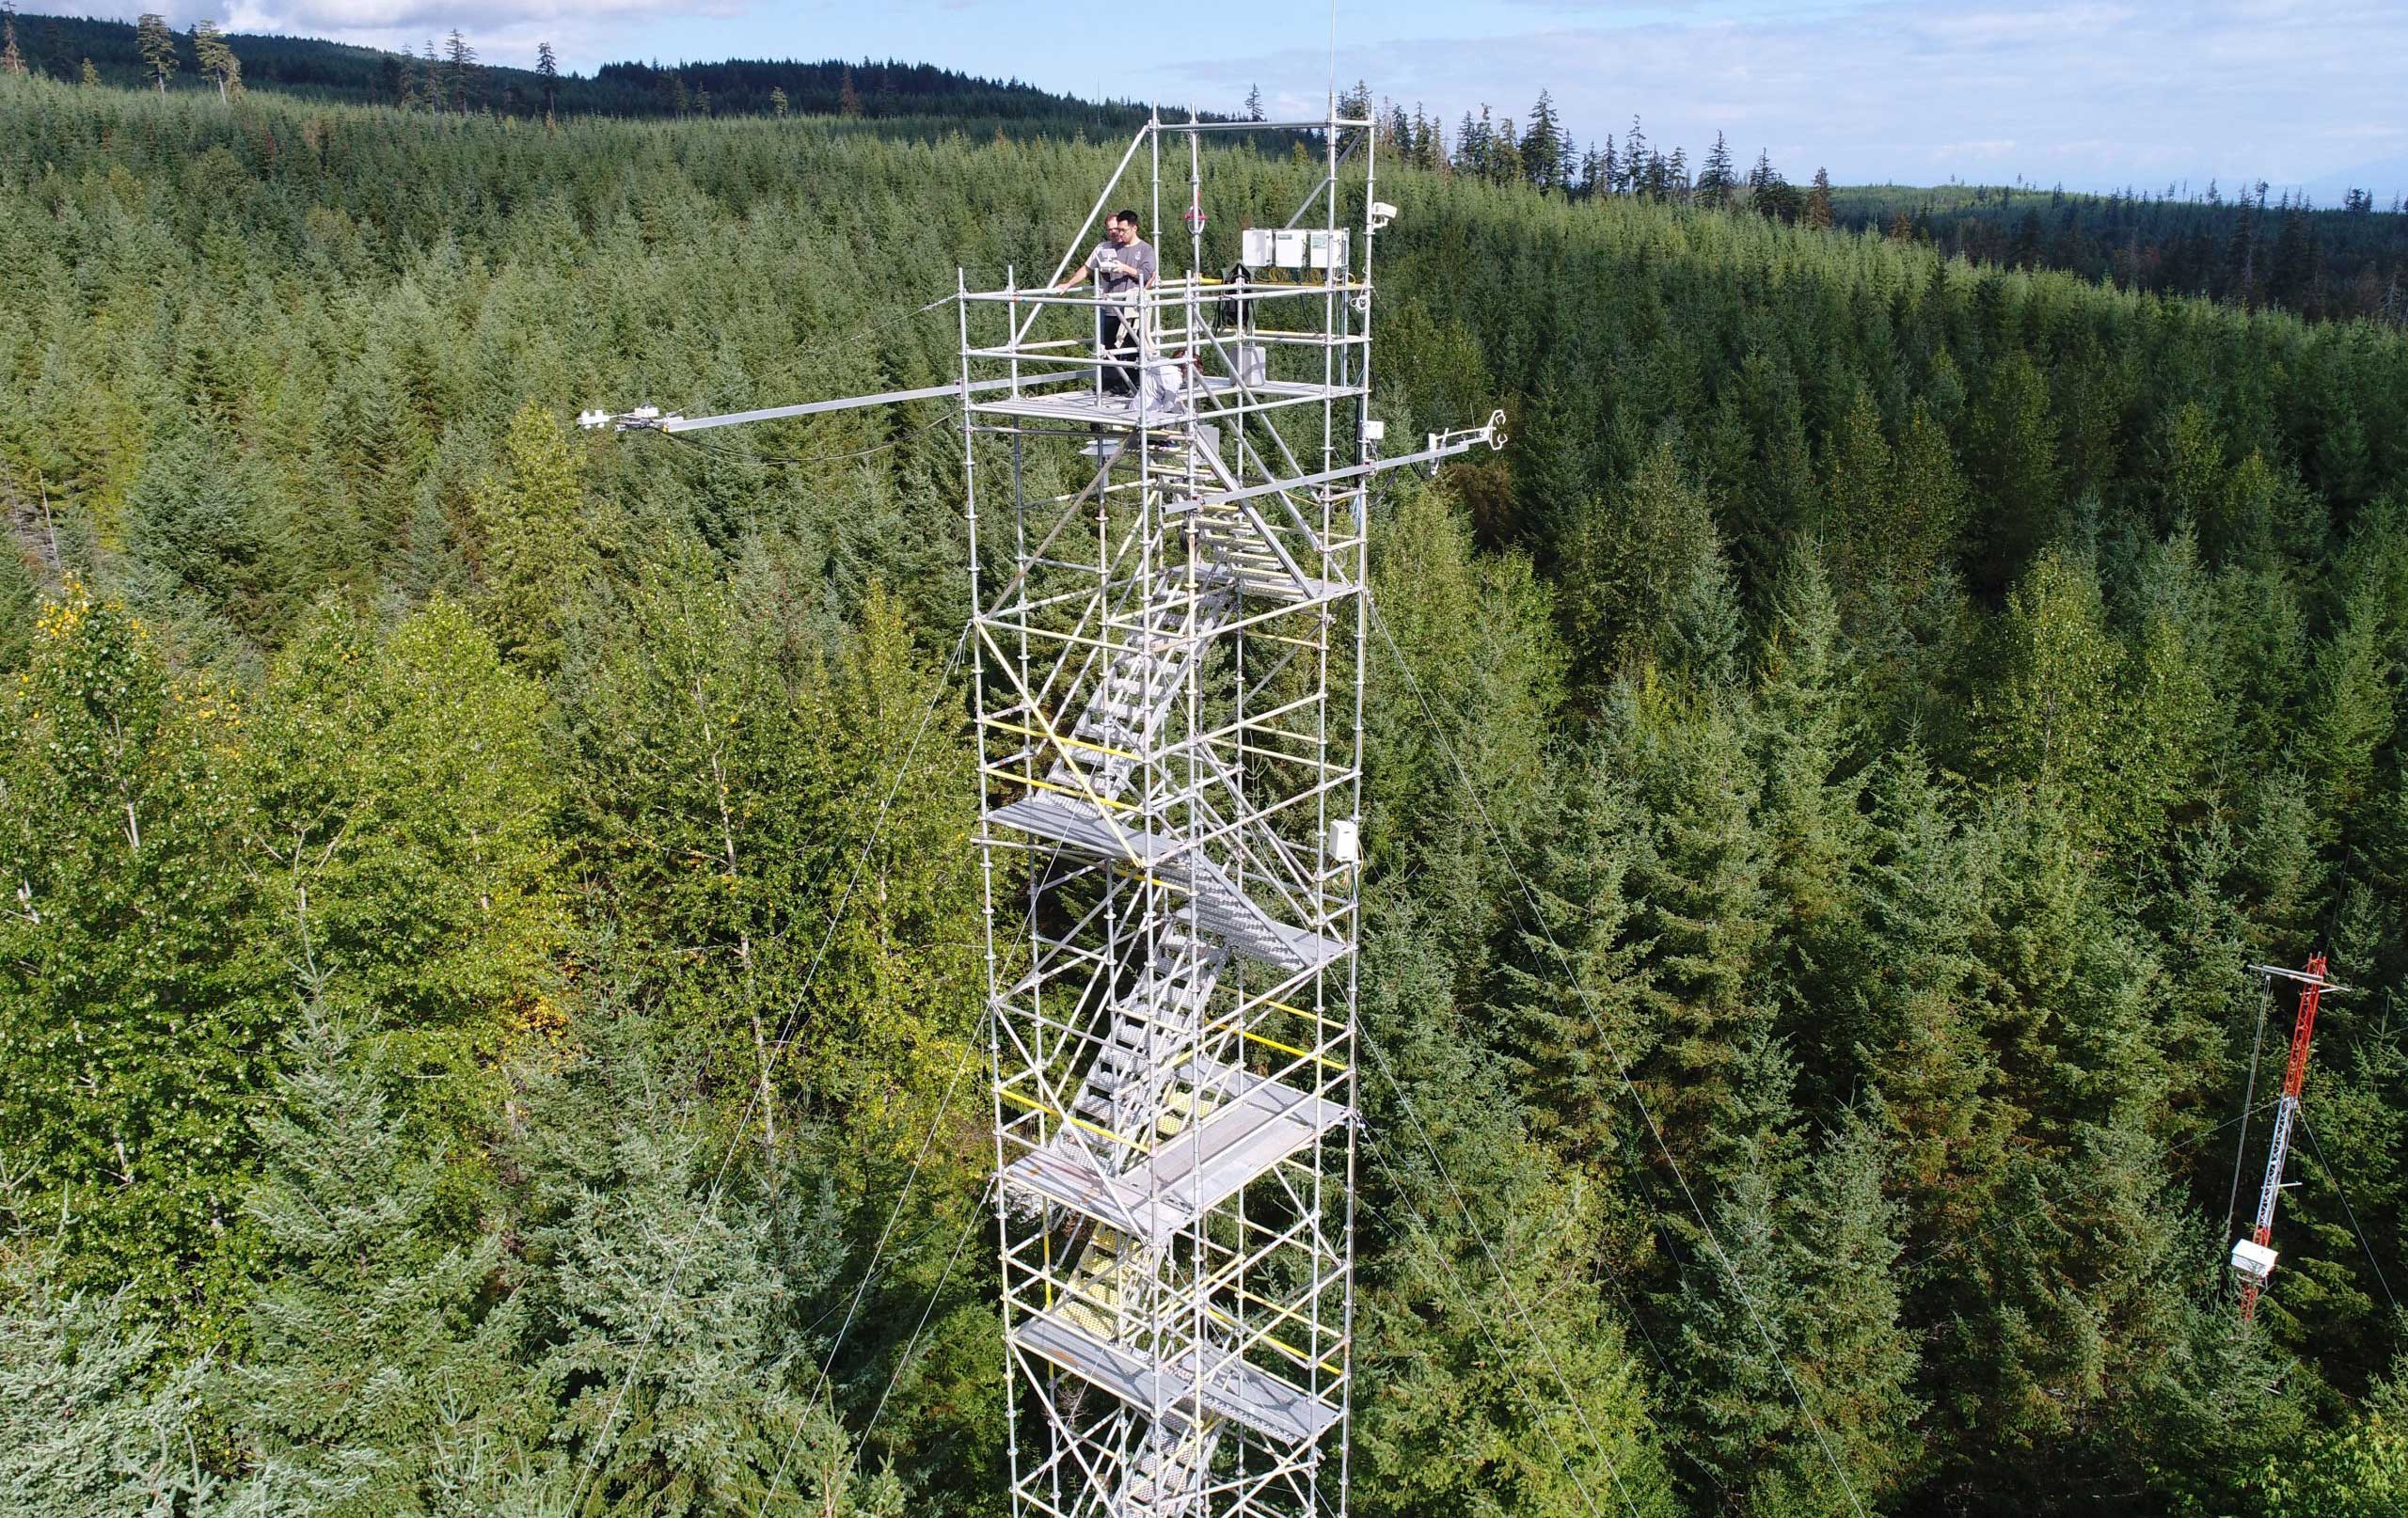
[77, 1, 2408, 198]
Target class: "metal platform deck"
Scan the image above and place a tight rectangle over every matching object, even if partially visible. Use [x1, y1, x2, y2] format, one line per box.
[1007, 1061, 1348, 1247]
[1012, 1311, 1343, 1448]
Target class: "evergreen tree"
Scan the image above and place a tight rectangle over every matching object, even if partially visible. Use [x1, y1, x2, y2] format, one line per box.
[1354, 907, 1680, 1518]
[515, 1012, 903, 1518]
[440, 29, 478, 115]
[0, 1233, 218, 1512]
[1696, 131, 1735, 210]
[0, 540, 34, 672]
[1494, 741, 1650, 1171]
[1966, 351, 2067, 582]
[466, 402, 597, 672]
[1972, 545, 2120, 808]
[1562, 443, 1742, 686]
[227, 1004, 542, 1515]
[0, 580, 280, 1335]
[192, 20, 239, 102]
[2106, 527, 2226, 849]
[135, 12, 175, 94]
[1523, 89, 1564, 193]
[2305, 577, 2395, 848]
[1806, 167, 1834, 229]
[1663, 1083, 1921, 1514]
[1367, 482, 1564, 980]
[536, 40, 558, 117]
[1608, 689, 1772, 1163]
[1847, 751, 2008, 1244]
[1752, 546, 1868, 1107]
[1244, 82, 1263, 121]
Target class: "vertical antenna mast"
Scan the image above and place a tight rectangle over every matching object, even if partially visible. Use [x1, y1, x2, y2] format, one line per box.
[2232, 955, 2349, 1321]
[963, 98, 1500, 1515]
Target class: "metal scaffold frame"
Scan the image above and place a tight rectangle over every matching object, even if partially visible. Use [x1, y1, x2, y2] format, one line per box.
[582, 90, 1505, 1517]
[963, 106, 1497, 1518]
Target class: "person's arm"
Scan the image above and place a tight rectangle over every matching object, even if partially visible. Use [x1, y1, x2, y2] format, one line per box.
[1054, 262, 1091, 292]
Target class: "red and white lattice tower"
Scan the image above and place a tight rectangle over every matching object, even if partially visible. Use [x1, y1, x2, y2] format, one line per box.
[2231, 954, 2348, 1322]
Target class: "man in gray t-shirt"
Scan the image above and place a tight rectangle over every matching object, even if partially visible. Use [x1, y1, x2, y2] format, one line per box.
[1054, 209, 1157, 399]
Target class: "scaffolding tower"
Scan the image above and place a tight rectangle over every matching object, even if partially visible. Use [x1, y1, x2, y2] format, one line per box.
[583, 94, 1504, 1518]
[964, 109, 1498, 1517]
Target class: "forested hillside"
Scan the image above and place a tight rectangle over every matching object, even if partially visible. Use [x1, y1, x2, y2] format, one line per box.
[6, 8, 1148, 131]
[1831, 181, 2408, 326]
[7, 71, 2408, 1516]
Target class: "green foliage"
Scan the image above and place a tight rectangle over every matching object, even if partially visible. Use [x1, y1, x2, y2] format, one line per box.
[1562, 443, 1742, 687]
[1367, 483, 1561, 981]
[1972, 546, 2120, 806]
[1354, 909, 1678, 1518]
[1, 72, 2406, 1518]
[1662, 1096, 1921, 1515]
[0, 579, 278, 1335]
[561, 556, 981, 1151]
[0, 1230, 219, 1515]
[249, 596, 567, 1152]
[513, 1011, 905, 1518]
[468, 403, 599, 673]
[227, 1004, 540, 1515]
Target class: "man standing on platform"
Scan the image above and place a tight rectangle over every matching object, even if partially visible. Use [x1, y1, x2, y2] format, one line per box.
[1055, 209, 1157, 403]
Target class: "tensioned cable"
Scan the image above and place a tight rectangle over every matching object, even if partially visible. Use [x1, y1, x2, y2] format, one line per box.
[1900, 1095, 2280, 1275]
[783, 1175, 995, 1515]
[663, 410, 958, 469]
[1361, 1028, 1649, 1518]
[1356, 1130, 1619, 1518]
[2297, 1108, 2402, 1315]
[799, 1030, 984, 1409]
[818, 1176, 987, 1512]
[564, 623, 974, 1514]
[856, 1178, 991, 1441]
[2227, 980, 2273, 1238]
[1365, 593, 1873, 1518]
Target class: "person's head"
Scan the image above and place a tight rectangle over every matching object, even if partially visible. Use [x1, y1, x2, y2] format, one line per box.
[1108, 210, 1141, 245]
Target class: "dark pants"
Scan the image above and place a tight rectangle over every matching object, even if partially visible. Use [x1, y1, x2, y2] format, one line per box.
[1097, 307, 1139, 398]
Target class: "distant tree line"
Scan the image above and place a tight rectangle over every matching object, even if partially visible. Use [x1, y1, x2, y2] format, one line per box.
[5, 8, 1155, 133]
[1833, 181, 2408, 325]
[1354, 79, 2402, 326]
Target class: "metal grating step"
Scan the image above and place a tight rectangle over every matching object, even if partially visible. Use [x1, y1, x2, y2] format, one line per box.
[1011, 1311, 1343, 1449]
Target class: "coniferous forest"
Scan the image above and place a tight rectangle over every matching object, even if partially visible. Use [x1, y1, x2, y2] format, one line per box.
[6, 65, 2408, 1518]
